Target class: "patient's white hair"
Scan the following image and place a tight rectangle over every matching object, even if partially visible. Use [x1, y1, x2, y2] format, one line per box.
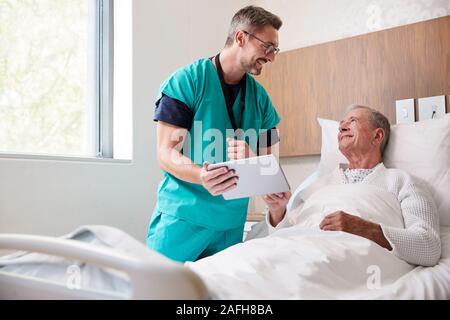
[346, 104, 391, 156]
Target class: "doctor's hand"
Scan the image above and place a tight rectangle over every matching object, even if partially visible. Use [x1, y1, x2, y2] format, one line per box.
[263, 192, 291, 227]
[200, 162, 238, 196]
[227, 138, 256, 160]
[319, 211, 393, 250]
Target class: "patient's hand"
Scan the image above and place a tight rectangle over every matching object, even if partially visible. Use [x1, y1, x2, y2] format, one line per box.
[263, 192, 291, 227]
[227, 138, 256, 160]
[319, 211, 393, 250]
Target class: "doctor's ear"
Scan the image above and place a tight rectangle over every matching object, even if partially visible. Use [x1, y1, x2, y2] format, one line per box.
[235, 30, 247, 47]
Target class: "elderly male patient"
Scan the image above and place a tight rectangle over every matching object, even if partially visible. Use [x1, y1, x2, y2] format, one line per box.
[255, 105, 441, 267]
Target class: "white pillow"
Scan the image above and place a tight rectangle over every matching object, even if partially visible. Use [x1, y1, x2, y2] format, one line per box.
[317, 115, 450, 226]
[317, 118, 347, 176]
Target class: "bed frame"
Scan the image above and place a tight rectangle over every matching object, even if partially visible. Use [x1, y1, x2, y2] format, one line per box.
[0, 234, 209, 300]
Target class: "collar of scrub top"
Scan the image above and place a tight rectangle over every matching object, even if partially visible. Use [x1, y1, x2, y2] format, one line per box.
[214, 53, 247, 132]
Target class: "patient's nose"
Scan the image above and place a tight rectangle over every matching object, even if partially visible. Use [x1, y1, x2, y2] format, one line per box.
[339, 124, 349, 132]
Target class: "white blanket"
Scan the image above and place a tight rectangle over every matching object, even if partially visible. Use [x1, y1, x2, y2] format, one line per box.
[187, 184, 415, 299]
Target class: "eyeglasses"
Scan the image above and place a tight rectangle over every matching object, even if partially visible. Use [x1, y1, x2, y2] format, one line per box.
[242, 30, 280, 55]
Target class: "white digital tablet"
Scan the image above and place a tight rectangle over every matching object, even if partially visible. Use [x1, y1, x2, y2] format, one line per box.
[207, 154, 291, 200]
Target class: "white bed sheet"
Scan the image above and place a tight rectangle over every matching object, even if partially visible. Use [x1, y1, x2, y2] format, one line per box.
[1, 225, 449, 299]
[186, 226, 450, 300]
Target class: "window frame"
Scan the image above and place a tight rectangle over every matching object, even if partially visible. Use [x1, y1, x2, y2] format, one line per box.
[97, 0, 114, 159]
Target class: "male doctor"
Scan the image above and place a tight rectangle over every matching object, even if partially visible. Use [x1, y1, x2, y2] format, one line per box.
[147, 6, 284, 262]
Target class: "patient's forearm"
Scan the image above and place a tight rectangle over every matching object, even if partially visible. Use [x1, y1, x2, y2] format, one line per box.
[320, 212, 392, 250]
[362, 224, 392, 251]
[343, 220, 392, 250]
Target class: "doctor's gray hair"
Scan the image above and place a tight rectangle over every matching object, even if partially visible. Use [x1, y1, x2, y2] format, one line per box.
[347, 104, 391, 156]
[225, 6, 282, 47]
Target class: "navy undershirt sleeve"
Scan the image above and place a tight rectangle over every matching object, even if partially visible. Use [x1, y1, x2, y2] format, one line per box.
[154, 94, 194, 129]
[154, 83, 240, 130]
[258, 127, 280, 149]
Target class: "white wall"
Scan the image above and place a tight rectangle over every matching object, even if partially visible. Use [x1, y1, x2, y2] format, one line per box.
[0, 0, 249, 242]
[254, 0, 449, 51]
[249, 0, 450, 213]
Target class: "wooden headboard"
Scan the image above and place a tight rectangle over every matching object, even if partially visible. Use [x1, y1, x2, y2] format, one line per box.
[256, 16, 450, 157]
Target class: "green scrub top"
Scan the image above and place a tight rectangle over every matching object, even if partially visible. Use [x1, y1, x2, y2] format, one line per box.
[155, 58, 280, 230]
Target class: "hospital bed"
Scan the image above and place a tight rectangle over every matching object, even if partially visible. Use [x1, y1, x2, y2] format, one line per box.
[1, 218, 449, 300]
[1, 114, 449, 299]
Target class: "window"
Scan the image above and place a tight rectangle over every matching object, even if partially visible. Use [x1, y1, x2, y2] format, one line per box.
[0, 0, 126, 159]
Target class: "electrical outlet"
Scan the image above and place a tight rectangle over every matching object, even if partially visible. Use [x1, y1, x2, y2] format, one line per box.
[395, 98, 415, 124]
[418, 96, 445, 121]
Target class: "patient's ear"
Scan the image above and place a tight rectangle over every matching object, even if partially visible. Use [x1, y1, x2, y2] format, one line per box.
[373, 128, 385, 146]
